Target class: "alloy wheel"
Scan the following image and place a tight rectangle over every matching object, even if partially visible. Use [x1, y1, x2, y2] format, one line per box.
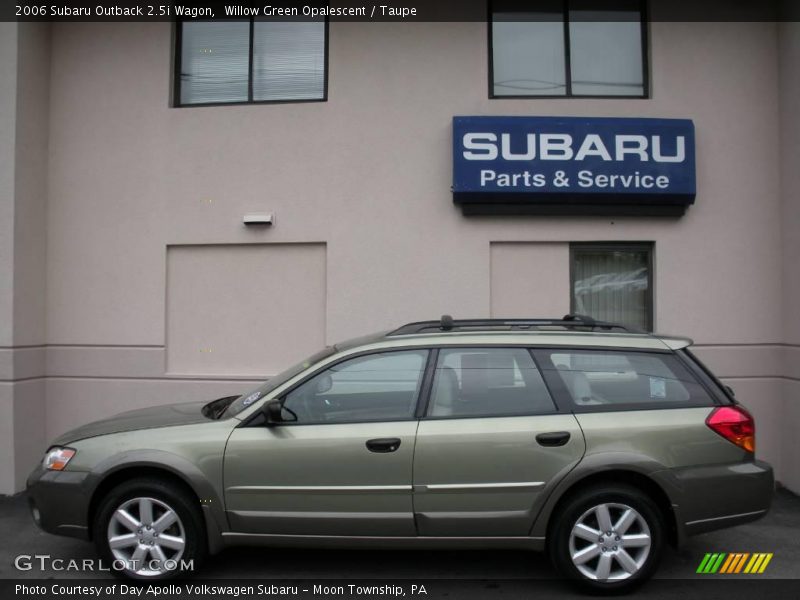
[106, 496, 186, 577]
[568, 502, 652, 581]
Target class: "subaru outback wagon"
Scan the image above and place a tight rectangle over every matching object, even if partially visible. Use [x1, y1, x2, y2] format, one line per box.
[27, 315, 773, 592]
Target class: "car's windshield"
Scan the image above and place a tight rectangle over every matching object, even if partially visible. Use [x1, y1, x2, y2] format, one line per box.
[222, 346, 337, 418]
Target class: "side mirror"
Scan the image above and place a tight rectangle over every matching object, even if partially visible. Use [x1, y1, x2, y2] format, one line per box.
[263, 400, 286, 425]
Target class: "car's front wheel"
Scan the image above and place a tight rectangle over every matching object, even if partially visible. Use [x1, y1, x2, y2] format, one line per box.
[548, 483, 664, 594]
[94, 478, 206, 579]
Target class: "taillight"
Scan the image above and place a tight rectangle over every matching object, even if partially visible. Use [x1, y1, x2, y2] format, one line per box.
[706, 405, 755, 452]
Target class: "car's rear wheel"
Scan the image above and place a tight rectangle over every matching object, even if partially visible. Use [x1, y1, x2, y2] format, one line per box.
[549, 484, 664, 594]
[94, 478, 206, 579]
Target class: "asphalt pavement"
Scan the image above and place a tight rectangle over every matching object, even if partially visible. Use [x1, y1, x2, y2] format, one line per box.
[1, 489, 799, 598]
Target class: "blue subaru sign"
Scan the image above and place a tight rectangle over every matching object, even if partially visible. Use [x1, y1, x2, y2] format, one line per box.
[452, 116, 696, 216]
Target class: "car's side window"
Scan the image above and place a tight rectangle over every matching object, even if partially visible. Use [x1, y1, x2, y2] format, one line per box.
[282, 350, 428, 424]
[536, 349, 713, 409]
[427, 348, 555, 418]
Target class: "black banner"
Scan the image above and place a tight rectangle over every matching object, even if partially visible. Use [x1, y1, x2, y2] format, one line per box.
[4, 579, 800, 600]
[2, 0, 799, 23]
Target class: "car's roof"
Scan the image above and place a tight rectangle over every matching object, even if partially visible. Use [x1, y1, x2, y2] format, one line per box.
[335, 330, 692, 353]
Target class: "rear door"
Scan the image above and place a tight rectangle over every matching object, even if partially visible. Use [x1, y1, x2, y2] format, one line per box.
[412, 347, 585, 536]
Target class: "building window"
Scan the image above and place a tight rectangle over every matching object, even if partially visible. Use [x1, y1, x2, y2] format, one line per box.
[489, 0, 648, 98]
[570, 243, 654, 331]
[174, 18, 327, 106]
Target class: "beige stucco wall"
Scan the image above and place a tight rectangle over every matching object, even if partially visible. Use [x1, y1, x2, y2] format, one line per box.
[779, 15, 800, 493]
[0, 22, 20, 497]
[0, 22, 50, 494]
[0, 19, 795, 494]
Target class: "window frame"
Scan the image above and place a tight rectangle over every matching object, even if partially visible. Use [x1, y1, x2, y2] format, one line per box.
[569, 241, 655, 332]
[487, 0, 650, 100]
[172, 17, 330, 108]
[421, 346, 560, 420]
[678, 348, 736, 406]
[263, 348, 433, 426]
[533, 347, 721, 413]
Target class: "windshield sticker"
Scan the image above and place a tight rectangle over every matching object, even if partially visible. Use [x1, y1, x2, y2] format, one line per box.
[649, 377, 667, 399]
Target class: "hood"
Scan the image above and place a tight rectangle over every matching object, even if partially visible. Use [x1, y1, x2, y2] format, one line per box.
[52, 400, 211, 445]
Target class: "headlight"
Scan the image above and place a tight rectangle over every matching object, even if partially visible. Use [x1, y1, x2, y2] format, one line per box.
[42, 447, 76, 471]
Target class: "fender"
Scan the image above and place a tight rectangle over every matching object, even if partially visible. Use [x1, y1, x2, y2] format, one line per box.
[528, 451, 685, 544]
[85, 449, 227, 554]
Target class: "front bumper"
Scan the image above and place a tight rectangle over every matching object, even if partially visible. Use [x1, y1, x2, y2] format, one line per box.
[26, 465, 92, 540]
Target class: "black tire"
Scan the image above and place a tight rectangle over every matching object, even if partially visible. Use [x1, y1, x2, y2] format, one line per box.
[548, 484, 664, 594]
[93, 477, 207, 580]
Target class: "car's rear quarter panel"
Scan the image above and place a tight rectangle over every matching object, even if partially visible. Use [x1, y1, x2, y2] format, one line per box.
[545, 407, 773, 540]
[576, 408, 747, 468]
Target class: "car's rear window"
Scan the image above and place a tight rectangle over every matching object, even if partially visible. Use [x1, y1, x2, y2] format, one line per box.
[534, 349, 714, 410]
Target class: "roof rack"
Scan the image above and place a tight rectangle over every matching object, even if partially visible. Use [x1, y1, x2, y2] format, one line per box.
[387, 314, 635, 336]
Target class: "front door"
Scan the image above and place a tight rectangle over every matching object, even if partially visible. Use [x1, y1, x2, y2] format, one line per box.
[224, 349, 429, 536]
[413, 347, 585, 536]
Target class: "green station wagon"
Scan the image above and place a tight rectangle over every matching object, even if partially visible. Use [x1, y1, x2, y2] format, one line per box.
[27, 315, 774, 592]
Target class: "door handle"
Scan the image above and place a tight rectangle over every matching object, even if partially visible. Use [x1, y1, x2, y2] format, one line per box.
[366, 438, 402, 453]
[536, 431, 571, 447]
